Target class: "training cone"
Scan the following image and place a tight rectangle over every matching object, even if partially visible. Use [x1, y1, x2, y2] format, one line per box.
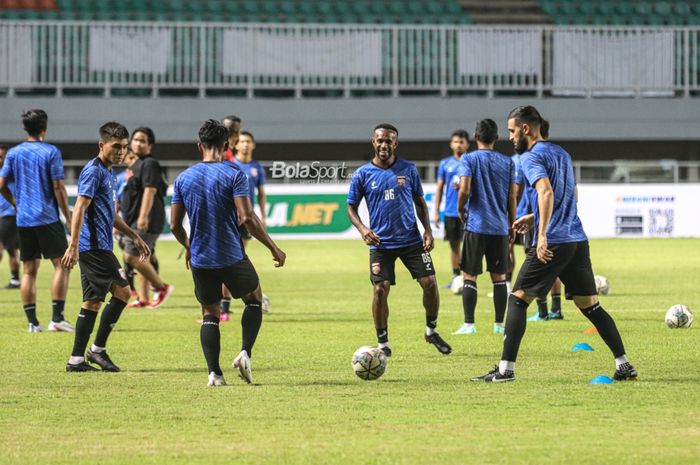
[583, 326, 599, 334]
[589, 375, 614, 385]
[571, 342, 594, 351]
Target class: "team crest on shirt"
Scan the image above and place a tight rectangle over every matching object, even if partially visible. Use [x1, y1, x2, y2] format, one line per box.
[371, 262, 381, 275]
[251, 167, 258, 177]
[396, 176, 406, 187]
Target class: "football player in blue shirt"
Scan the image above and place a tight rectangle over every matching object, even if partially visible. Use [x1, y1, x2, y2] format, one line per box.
[454, 119, 517, 336]
[62, 122, 150, 372]
[471, 106, 636, 383]
[0, 144, 20, 289]
[347, 123, 452, 358]
[170, 119, 285, 387]
[0, 110, 74, 333]
[433, 130, 469, 286]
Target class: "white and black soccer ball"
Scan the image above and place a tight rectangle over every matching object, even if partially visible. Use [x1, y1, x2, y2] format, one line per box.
[594, 275, 610, 295]
[351, 345, 387, 381]
[450, 275, 464, 295]
[665, 304, 694, 328]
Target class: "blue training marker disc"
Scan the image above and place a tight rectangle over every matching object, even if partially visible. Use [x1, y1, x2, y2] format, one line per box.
[571, 342, 594, 351]
[589, 375, 614, 385]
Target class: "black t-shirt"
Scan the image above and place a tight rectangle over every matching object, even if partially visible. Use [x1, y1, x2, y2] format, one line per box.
[121, 156, 167, 234]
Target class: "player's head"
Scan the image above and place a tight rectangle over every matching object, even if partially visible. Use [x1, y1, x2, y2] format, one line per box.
[235, 131, 256, 158]
[198, 119, 228, 161]
[449, 130, 469, 156]
[130, 126, 155, 158]
[507, 105, 542, 154]
[222, 115, 242, 145]
[98, 122, 129, 166]
[0, 143, 9, 166]
[540, 119, 550, 139]
[22, 109, 48, 138]
[474, 119, 498, 146]
[124, 146, 138, 168]
[372, 123, 399, 163]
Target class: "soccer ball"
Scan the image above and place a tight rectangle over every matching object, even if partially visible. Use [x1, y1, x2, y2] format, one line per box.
[351, 346, 387, 381]
[261, 293, 270, 314]
[594, 275, 610, 295]
[450, 275, 464, 295]
[665, 304, 694, 328]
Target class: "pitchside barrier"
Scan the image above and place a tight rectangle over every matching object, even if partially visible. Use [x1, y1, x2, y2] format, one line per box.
[65, 184, 700, 240]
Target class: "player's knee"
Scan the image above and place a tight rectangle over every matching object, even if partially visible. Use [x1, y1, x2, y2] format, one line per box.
[574, 295, 598, 310]
[202, 304, 220, 317]
[419, 276, 437, 291]
[83, 301, 101, 311]
[113, 286, 131, 303]
[490, 273, 506, 282]
[373, 281, 390, 297]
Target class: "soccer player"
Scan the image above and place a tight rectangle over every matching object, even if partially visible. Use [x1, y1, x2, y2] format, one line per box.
[0, 110, 74, 332]
[471, 106, 637, 382]
[453, 119, 517, 336]
[222, 115, 242, 162]
[347, 123, 452, 358]
[0, 144, 20, 289]
[62, 122, 150, 372]
[120, 127, 173, 308]
[115, 148, 138, 292]
[433, 130, 469, 287]
[170, 119, 285, 386]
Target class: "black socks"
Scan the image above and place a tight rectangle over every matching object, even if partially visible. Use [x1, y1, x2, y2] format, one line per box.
[580, 303, 626, 358]
[501, 295, 530, 362]
[93, 298, 127, 348]
[72, 309, 98, 357]
[52, 300, 65, 323]
[536, 298, 548, 318]
[241, 303, 263, 357]
[24, 304, 39, 326]
[221, 298, 231, 314]
[462, 280, 477, 324]
[200, 315, 222, 375]
[551, 293, 562, 312]
[493, 280, 508, 324]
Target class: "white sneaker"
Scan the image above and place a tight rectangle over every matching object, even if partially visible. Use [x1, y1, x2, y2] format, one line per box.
[452, 323, 477, 335]
[261, 294, 270, 314]
[47, 320, 75, 332]
[27, 323, 45, 333]
[232, 351, 253, 384]
[207, 372, 227, 387]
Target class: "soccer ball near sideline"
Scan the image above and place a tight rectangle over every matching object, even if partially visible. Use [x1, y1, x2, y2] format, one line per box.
[594, 275, 610, 295]
[450, 275, 464, 295]
[352, 346, 387, 381]
[665, 304, 694, 328]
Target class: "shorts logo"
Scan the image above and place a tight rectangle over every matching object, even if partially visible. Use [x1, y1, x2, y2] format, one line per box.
[421, 253, 433, 271]
[371, 262, 381, 275]
[118, 268, 127, 280]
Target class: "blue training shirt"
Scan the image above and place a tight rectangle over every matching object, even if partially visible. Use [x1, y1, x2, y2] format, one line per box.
[233, 159, 265, 205]
[0, 182, 15, 218]
[458, 150, 515, 236]
[172, 161, 250, 269]
[512, 154, 531, 218]
[520, 141, 587, 245]
[436, 155, 462, 218]
[0, 141, 64, 227]
[77, 157, 116, 253]
[347, 158, 424, 250]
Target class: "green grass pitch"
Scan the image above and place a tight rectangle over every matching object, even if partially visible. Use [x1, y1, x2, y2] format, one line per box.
[0, 238, 698, 465]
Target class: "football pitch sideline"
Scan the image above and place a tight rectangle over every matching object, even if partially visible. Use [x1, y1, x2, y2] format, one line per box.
[0, 238, 698, 465]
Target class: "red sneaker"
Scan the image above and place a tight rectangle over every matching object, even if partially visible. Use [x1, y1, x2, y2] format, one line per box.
[150, 284, 174, 308]
[129, 300, 151, 308]
[130, 290, 138, 298]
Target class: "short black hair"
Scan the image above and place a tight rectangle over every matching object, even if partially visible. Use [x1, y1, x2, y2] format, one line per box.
[199, 119, 228, 149]
[507, 105, 542, 130]
[475, 119, 498, 145]
[22, 109, 48, 137]
[0, 143, 10, 151]
[132, 126, 155, 145]
[239, 130, 255, 143]
[540, 119, 550, 139]
[373, 123, 398, 137]
[99, 122, 129, 142]
[451, 130, 469, 142]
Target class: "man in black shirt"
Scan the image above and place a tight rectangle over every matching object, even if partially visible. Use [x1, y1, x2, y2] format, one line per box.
[121, 127, 173, 308]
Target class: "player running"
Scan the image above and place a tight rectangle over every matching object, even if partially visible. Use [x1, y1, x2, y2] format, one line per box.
[170, 119, 285, 387]
[0, 110, 74, 333]
[453, 119, 517, 336]
[471, 106, 637, 383]
[62, 122, 150, 372]
[0, 144, 21, 289]
[347, 123, 452, 358]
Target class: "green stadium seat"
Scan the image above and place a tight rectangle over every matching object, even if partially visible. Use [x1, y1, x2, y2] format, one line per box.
[672, 2, 690, 16]
[633, 2, 653, 16]
[653, 1, 672, 16]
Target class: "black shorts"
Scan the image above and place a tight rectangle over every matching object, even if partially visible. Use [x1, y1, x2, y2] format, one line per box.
[521, 230, 534, 254]
[460, 231, 509, 276]
[191, 258, 259, 305]
[239, 224, 252, 240]
[369, 244, 435, 286]
[79, 250, 130, 302]
[0, 216, 19, 251]
[18, 221, 68, 261]
[123, 230, 158, 257]
[513, 240, 597, 300]
[443, 216, 464, 242]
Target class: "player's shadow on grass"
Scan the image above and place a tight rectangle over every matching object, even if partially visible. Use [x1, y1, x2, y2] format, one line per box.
[266, 317, 366, 324]
[131, 367, 204, 373]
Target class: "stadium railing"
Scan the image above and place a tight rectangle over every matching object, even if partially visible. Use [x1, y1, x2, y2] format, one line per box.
[1, 22, 699, 98]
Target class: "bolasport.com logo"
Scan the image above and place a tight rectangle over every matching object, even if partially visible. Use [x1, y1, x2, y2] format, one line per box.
[270, 161, 349, 184]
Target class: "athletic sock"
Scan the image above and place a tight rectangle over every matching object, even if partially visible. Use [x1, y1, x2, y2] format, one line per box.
[551, 293, 562, 312]
[52, 300, 65, 323]
[492, 280, 508, 324]
[93, 298, 127, 348]
[425, 314, 437, 336]
[124, 262, 135, 289]
[71, 309, 98, 357]
[536, 298, 548, 318]
[23, 304, 39, 326]
[580, 303, 626, 358]
[241, 303, 263, 357]
[462, 280, 477, 324]
[615, 355, 630, 370]
[501, 295, 530, 363]
[221, 298, 231, 314]
[200, 314, 222, 376]
[498, 360, 515, 375]
[506, 272, 513, 283]
[11, 269, 19, 281]
[452, 267, 460, 277]
[376, 327, 388, 344]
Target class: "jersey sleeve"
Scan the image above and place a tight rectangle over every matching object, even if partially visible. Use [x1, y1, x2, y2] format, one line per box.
[0, 151, 13, 181]
[458, 154, 472, 178]
[171, 177, 183, 205]
[437, 160, 446, 182]
[232, 170, 251, 198]
[49, 148, 65, 181]
[141, 158, 162, 188]
[521, 152, 549, 186]
[77, 166, 99, 199]
[257, 162, 266, 186]
[410, 164, 424, 200]
[346, 170, 364, 206]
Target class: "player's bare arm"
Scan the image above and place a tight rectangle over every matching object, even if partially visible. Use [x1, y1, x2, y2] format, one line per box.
[534, 177, 554, 263]
[0, 176, 15, 209]
[114, 213, 150, 263]
[53, 179, 72, 228]
[257, 184, 267, 229]
[61, 195, 91, 270]
[234, 195, 285, 267]
[137, 186, 156, 231]
[433, 178, 445, 227]
[169, 202, 191, 268]
[413, 197, 433, 252]
[457, 175, 471, 224]
[347, 203, 380, 246]
[508, 182, 518, 242]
